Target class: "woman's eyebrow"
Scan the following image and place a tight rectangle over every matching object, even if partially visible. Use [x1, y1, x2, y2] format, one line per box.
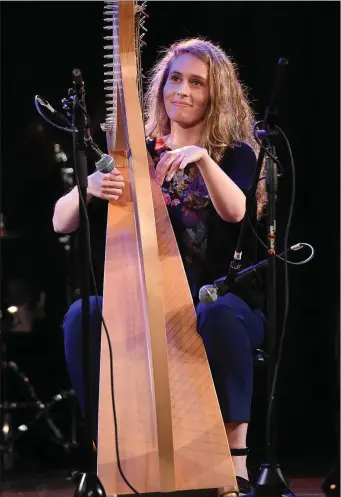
[169, 70, 207, 81]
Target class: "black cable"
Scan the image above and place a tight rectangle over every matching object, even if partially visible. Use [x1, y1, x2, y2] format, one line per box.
[247, 216, 313, 265]
[253, 120, 284, 176]
[71, 101, 141, 496]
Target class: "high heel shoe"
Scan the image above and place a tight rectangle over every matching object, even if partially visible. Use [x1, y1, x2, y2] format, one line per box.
[218, 448, 253, 496]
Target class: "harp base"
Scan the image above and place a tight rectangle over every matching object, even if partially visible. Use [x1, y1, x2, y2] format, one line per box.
[73, 471, 107, 497]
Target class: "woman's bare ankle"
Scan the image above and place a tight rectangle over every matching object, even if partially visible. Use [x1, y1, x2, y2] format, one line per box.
[232, 455, 248, 480]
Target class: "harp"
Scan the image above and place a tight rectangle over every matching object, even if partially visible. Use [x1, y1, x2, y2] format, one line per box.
[97, 2, 237, 495]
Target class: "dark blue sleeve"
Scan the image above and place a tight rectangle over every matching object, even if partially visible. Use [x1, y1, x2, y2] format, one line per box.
[219, 142, 257, 194]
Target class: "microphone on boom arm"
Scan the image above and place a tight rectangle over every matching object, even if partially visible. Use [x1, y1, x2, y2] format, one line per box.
[199, 259, 268, 304]
[72, 68, 115, 174]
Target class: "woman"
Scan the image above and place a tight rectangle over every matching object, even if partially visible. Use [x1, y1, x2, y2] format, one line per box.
[53, 38, 266, 494]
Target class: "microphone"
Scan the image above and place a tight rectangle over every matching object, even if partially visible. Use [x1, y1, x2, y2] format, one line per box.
[72, 68, 115, 174]
[89, 141, 115, 174]
[199, 260, 268, 304]
[199, 242, 307, 304]
[198, 284, 219, 305]
[35, 95, 114, 173]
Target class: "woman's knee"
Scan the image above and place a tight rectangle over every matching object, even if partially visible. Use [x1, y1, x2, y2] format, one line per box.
[64, 296, 102, 324]
[63, 296, 103, 348]
[196, 293, 265, 349]
[197, 294, 240, 339]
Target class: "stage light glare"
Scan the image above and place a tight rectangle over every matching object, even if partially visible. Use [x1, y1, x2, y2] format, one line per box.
[7, 306, 18, 314]
[2, 424, 9, 434]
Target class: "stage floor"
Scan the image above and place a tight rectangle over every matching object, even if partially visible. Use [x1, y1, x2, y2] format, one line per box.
[1, 473, 325, 497]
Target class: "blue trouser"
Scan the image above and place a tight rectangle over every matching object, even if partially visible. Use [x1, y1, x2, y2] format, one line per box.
[197, 293, 265, 422]
[63, 293, 265, 436]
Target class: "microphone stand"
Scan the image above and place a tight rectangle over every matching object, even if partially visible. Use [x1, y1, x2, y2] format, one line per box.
[223, 59, 296, 497]
[71, 68, 106, 497]
[246, 140, 296, 497]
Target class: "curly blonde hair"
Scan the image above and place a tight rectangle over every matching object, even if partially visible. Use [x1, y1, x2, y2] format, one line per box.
[144, 37, 266, 218]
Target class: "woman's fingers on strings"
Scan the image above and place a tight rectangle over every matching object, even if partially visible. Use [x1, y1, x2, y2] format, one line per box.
[157, 153, 185, 183]
[111, 176, 124, 184]
[110, 181, 125, 189]
[179, 157, 188, 170]
[100, 193, 120, 201]
[156, 151, 177, 183]
[102, 187, 123, 195]
[155, 163, 169, 184]
[102, 182, 124, 194]
[167, 155, 187, 181]
[103, 175, 124, 185]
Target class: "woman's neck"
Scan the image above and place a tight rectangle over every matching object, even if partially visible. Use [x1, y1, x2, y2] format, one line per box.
[164, 121, 203, 149]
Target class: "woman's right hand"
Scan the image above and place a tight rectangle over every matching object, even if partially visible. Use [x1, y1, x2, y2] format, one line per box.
[87, 168, 125, 201]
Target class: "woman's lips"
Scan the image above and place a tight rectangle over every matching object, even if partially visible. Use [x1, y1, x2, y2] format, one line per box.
[172, 102, 191, 107]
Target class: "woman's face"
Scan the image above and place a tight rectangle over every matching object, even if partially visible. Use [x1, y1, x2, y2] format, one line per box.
[163, 53, 210, 128]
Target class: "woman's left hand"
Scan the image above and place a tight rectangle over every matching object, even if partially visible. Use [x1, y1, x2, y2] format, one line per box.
[155, 146, 208, 184]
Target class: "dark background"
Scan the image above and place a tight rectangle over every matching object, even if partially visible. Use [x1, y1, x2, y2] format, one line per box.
[1, 0, 339, 480]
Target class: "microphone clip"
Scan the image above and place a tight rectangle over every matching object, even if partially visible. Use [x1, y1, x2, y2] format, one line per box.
[61, 88, 77, 119]
[221, 258, 243, 292]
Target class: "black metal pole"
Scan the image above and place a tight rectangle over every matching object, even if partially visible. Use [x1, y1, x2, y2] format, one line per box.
[246, 146, 296, 497]
[245, 72, 297, 496]
[265, 147, 277, 466]
[71, 68, 106, 497]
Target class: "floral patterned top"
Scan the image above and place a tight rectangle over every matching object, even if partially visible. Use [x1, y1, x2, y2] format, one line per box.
[146, 137, 261, 304]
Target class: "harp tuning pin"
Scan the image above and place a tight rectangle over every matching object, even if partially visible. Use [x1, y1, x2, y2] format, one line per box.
[104, 54, 114, 59]
[104, 36, 114, 40]
[104, 71, 113, 76]
[104, 45, 114, 50]
[104, 63, 114, 67]
[103, 25, 113, 30]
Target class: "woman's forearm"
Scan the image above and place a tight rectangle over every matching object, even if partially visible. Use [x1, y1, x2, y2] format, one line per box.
[53, 169, 125, 233]
[197, 151, 246, 223]
[53, 187, 93, 233]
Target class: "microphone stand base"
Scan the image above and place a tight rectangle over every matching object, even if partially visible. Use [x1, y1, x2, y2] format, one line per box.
[245, 463, 296, 497]
[73, 472, 107, 497]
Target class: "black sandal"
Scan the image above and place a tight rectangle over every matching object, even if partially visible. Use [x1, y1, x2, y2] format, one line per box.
[230, 448, 254, 495]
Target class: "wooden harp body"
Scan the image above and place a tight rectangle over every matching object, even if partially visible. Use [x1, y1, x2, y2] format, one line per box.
[97, 2, 237, 495]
